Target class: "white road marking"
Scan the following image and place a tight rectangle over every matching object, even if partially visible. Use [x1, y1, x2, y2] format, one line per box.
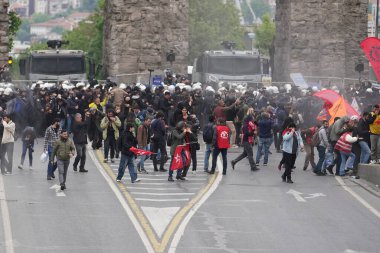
[88, 150, 155, 253]
[168, 156, 224, 253]
[336, 176, 380, 219]
[49, 184, 66, 197]
[135, 198, 190, 202]
[126, 187, 199, 191]
[0, 174, 14, 253]
[141, 206, 180, 238]
[136, 182, 203, 185]
[305, 193, 326, 199]
[131, 192, 195, 196]
[286, 189, 306, 202]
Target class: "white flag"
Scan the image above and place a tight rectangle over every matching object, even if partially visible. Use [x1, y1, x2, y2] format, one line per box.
[351, 98, 361, 115]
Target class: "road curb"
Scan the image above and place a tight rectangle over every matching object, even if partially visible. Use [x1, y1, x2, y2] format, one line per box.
[348, 177, 380, 198]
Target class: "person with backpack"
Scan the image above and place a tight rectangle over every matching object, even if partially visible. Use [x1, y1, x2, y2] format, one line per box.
[231, 115, 258, 171]
[208, 118, 231, 175]
[314, 120, 330, 175]
[203, 116, 215, 172]
[18, 126, 37, 170]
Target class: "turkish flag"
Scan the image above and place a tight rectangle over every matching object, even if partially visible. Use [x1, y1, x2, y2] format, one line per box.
[184, 145, 191, 167]
[130, 147, 154, 156]
[361, 37, 380, 81]
[170, 146, 185, 171]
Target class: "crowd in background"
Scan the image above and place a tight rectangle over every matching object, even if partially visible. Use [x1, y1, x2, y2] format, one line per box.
[0, 76, 378, 185]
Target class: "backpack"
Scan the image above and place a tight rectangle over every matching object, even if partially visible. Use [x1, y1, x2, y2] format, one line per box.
[311, 129, 321, 146]
[166, 130, 173, 146]
[203, 123, 214, 144]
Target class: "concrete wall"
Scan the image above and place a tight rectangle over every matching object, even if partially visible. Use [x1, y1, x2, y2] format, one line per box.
[359, 164, 380, 186]
[273, 0, 369, 82]
[0, 0, 9, 65]
[103, 0, 189, 83]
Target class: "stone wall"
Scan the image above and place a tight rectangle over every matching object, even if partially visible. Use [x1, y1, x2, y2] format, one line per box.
[0, 0, 9, 65]
[103, 0, 189, 83]
[273, 0, 368, 83]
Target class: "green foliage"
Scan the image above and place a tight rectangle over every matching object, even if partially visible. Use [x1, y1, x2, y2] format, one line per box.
[189, 0, 245, 64]
[51, 26, 65, 35]
[16, 19, 31, 42]
[30, 13, 51, 23]
[242, 0, 271, 23]
[8, 11, 22, 51]
[254, 13, 275, 55]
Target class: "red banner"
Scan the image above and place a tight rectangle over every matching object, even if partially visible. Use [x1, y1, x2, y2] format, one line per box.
[361, 37, 380, 81]
[130, 147, 154, 156]
[170, 146, 185, 171]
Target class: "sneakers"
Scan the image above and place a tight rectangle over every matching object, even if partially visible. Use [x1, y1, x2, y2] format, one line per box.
[73, 166, 77, 172]
[287, 179, 294, 184]
[191, 170, 196, 175]
[111, 159, 115, 163]
[133, 179, 141, 183]
[263, 163, 268, 166]
[231, 161, 235, 170]
[47, 176, 52, 180]
[60, 184, 66, 191]
[370, 160, 377, 164]
[176, 176, 186, 181]
[29, 166, 33, 170]
[18, 165, 23, 170]
[103, 159, 108, 163]
[326, 166, 334, 175]
[141, 168, 148, 174]
[168, 176, 174, 182]
[116, 179, 121, 182]
[79, 169, 88, 173]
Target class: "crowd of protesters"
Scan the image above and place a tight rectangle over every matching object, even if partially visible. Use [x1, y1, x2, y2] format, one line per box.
[0, 76, 379, 187]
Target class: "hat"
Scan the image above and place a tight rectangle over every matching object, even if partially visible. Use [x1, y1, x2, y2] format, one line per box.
[350, 115, 359, 121]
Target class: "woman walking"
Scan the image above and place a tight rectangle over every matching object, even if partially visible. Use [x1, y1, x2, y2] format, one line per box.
[281, 123, 304, 184]
[231, 115, 258, 171]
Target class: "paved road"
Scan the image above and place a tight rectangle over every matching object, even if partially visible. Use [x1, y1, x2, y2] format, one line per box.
[0, 140, 379, 253]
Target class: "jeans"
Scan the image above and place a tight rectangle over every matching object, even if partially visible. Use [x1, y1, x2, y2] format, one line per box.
[370, 134, 380, 161]
[57, 159, 70, 186]
[210, 147, 228, 175]
[138, 146, 149, 170]
[168, 151, 187, 178]
[339, 151, 355, 176]
[117, 154, 137, 182]
[359, 141, 371, 164]
[233, 141, 256, 169]
[21, 141, 34, 166]
[47, 145, 57, 177]
[203, 144, 212, 171]
[104, 136, 116, 160]
[59, 119, 66, 130]
[67, 115, 73, 134]
[256, 137, 272, 164]
[315, 145, 326, 173]
[73, 144, 86, 170]
[151, 139, 167, 170]
[0, 142, 14, 173]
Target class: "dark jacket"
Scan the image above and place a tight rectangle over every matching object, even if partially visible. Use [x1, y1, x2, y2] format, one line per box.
[22, 126, 36, 143]
[357, 118, 370, 143]
[257, 118, 274, 138]
[72, 118, 90, 144]
[119, 130, 138, 157]
[170, 129, 186, 156]
[151, 118, 166, 142]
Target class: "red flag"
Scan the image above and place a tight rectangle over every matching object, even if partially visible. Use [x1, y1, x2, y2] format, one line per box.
[184, 145, 191, 167]
[170, 146, 184, 171]
[361, 37, 380, 81]
[130, 147, 154, 156]
[316, 107, 329, 121]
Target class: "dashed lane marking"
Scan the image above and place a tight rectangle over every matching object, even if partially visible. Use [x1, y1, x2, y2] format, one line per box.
[0, 174, 15, 253]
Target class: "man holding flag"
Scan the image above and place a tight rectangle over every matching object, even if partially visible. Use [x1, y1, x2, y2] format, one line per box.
[168, 121, 191, 182]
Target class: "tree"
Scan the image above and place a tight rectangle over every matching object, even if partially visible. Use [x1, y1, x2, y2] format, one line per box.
[189, 0, 245, 64]
[62, 0, 104, 75]
[254, 13, 275, 55]
[8, 11, 22, 51]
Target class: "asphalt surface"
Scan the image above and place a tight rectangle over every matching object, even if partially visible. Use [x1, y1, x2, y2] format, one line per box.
[0, 139, 380, 253]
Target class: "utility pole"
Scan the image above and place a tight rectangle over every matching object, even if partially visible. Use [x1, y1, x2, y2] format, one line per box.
[376, 0, 379, 38]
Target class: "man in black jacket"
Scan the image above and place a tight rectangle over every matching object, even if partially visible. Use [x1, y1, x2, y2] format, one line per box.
[72, 113, 90, 172]
[150, 111, 168, 172]
[116, 123, 140, 183]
